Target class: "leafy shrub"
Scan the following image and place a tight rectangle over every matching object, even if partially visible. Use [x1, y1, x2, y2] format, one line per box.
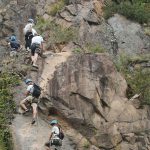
[50, 0, 65, 16]
[73, 48, 82, 53]
[35, 17, 51, 33]
[85, 43, 106, 53]
[83, 141, 90, 149]
[104, 1, 150, 24]
[114, 53, 150, 104]
[36, 19, 77, 45]
[144, 27, 150, 36]
[0, 73, 20, 150]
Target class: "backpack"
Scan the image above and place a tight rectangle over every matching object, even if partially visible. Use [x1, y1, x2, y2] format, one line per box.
[58, 127, 64, 140]
[32, 83, 41, 98]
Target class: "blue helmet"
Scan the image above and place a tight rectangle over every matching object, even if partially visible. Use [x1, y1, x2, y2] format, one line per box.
[28, 18, 34, 24]
[50, 119, 58, 125]
[25, 79, 32, 84]
[10, 36, 16, 41]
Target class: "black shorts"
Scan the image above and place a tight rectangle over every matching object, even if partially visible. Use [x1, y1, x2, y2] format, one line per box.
[30, 43, 41, 56]
[25, 32, 33, 49]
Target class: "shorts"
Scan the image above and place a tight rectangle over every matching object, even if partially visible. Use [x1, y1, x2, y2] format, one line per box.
[23, 95, 39, 104]
[25, 32, 34, 49]
[50, 145, 61, 150]
[30, 43, 41, 56]
[45, 139, 62, 150]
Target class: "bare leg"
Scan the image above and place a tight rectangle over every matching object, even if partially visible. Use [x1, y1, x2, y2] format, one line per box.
[31, 103, 37, 119]
[31, 56, 34, 62]
[33, 53, 38, 66]
[20, 99, 28, 110]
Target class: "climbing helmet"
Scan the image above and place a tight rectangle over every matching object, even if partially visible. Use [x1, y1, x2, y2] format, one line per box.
[28, 18, 34, 24]
[25, 79, 32, 84]
[10, 36, 16, 41]
[50, 119, 58, 125]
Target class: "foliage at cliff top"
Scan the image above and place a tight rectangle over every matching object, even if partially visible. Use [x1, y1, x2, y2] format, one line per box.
[46, 0, 69, 16]
[35, 18, 77, 46]
[0, 72, 20, 150]
[114, 53, 150, 104]
[104, 0, 150, 24]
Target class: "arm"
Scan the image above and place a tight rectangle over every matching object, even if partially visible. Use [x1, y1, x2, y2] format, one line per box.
[25, 91, 30, 97]
[40, 42, 44, 51]
[40, 42, 44, 56]
[49, 132, 53, 141]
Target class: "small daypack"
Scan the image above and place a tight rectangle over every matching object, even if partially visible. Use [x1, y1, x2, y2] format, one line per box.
[58, 127, 64, 140]
[32, 83, 41, 98]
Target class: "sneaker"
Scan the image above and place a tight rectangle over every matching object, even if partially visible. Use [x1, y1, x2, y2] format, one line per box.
[22, 109, 29, 115]
[32, 64, 38, 69]
[31, 119, 36, 125]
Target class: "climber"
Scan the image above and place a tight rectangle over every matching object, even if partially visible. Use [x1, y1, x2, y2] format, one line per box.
[23, 18, 37, 51]
[8, 35, 21, 56]
[30, 33, 44, 68]
[20, 79, 41, 125]
[8, 35, 21, 50]
[45, 119, 63, 150]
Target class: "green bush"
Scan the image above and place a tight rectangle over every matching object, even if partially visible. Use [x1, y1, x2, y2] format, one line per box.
[114, 53, 150, 104]
[144, 27, 150, 36]
[0, 73, 20, 150]
[36, 19, 77, 45]
[73, 48, 82, 53]
[50, 0, 65, 16]
[104, 1, 150, 24]
[85, 43, 106, 53]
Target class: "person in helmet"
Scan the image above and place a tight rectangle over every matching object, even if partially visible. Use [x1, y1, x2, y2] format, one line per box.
[30, 33, 44, 68]
[8, 34, 21, 51]
[20, 78, 41, 125]
[23, 18, 37, 51]
[45, 119, 62, 150]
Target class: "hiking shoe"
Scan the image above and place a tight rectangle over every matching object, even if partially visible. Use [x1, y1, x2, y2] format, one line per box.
[31, 119, 36, 125]
[32, 65, 38, 69]
[22, 109, 29, 115]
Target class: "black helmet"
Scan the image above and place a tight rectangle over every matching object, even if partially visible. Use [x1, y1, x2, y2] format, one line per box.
[28, 18, 34, 24]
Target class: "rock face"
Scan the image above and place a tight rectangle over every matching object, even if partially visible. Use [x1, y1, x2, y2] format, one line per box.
[41, 53, 150, 149]
[57, 0, 115, 53]
[108, 14, 150, 54]
[38, 0, 150, 55]
[0, 0, 37, 45]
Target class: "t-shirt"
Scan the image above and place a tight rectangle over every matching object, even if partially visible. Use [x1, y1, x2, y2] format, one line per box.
[23, 23, 33, 34]
[51, 126, 60, 139]
[27, 84, 34, 94]
[31, 36, 44, 45]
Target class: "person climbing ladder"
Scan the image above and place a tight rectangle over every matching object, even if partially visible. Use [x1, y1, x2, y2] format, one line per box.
[20, 79, 41, 124]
